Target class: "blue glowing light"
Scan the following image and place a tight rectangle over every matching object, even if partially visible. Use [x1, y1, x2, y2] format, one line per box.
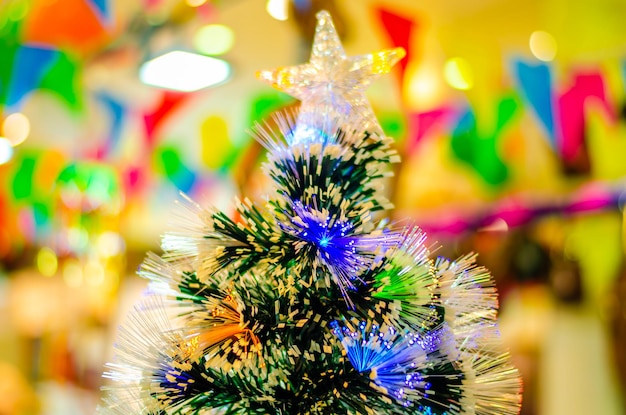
[293, 204, 355, 261]
[288, 123, 331, 146]
[281, 201, 365, 295]
[331, 319, 445, 409]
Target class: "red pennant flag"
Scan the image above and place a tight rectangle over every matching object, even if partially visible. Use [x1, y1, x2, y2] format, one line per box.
[375, 8, 417, 83]
[143, 91, 190, 146]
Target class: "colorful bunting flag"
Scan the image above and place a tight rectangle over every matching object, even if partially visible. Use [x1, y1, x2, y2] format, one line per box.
[450, 95, 520, 186]
[5, 45, 60, 109]
[155, 146, 197, 194]
[85, 0, 112, 27]
[513, 59, 556, 147]
[143, 91, 190, 146]
[95, 91, 126, 158]
[38, 51, 83, 111]
[0, 19, 23, 107]
[375, 7, 415, 84]
[586, 102, 626, 180]
[407, 106, 455, 153]
[557, 71, 614, 174]
[23, 0, 111, 55]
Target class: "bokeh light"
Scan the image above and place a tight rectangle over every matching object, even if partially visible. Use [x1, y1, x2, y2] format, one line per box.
[67, 226, 89, 252]
[403, 62, 443, 110]
[36, 247, 58, 277]
[63, 259, 84, 288]
[443, 57, 474, 90]
[2, 112, 30, 146]
[84, 260, 105, 286]
[0, 137, 14, 165]
[193, 24, 235, 56]
[529, 30, 557, 62]
[186, 0, 207, 7]
[97, 231, 125, 257]
[266, 0, 288, 21]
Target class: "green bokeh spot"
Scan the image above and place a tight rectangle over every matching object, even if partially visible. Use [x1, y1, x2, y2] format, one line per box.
[248, 91, 294, 126]
[379, 111, 406, 141]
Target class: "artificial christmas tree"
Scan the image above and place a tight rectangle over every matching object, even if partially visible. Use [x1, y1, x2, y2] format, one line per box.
[99, 11, 522, 414]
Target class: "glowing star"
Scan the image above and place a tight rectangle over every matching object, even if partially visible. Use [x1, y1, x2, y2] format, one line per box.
[257, 10, 405, 137]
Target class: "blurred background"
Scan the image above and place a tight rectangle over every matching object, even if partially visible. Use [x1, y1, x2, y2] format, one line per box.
[0, 0, 625, 413]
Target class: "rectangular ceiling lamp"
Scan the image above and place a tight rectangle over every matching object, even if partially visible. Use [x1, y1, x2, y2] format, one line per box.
[139, 50, 231, 92]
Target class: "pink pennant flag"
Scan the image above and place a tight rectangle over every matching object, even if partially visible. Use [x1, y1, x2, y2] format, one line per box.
[406, 107, 455, 154]
[557, 71, 615, 171]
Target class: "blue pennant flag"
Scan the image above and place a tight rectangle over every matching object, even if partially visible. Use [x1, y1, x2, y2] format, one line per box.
[513, 59, 556, 148]
[6, 45, 60, 110]
[95, 91, 126, 156]
[85, 0, 112, 26]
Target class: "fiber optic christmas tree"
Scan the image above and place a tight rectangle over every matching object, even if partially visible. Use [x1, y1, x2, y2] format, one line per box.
[99, 11, 522, 415]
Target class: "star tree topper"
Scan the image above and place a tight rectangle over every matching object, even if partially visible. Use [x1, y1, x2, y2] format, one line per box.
[257, 10, 405, 138]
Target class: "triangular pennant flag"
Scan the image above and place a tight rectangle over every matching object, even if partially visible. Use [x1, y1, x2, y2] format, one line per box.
[123, 166, 145, 193]
[375, 7, 415, 83]
[143, 91, 190, 146]
[156, 145, 197, 194]
[513, 59, 556, 148]
[95, 91, 126, 158]
[407, 107, 454, 154]
[494, 93, 521, 135]
[586, 101, 626, 180]
[450, 103, 509, 186]
[85, 0, 112, 26]
[557, 71, 614, 173]
[23, 0, 110, 56]
[5, 45, 60, 109]
[0, 19, 23, 106]
[451, 108, 476, 160]
[38, 51, 83, 111]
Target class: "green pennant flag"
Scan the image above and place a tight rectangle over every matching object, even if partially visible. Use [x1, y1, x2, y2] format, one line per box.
[39, 51, 83, 112]
[451, 94, 520, 186]
[0, 18, 22, 107]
